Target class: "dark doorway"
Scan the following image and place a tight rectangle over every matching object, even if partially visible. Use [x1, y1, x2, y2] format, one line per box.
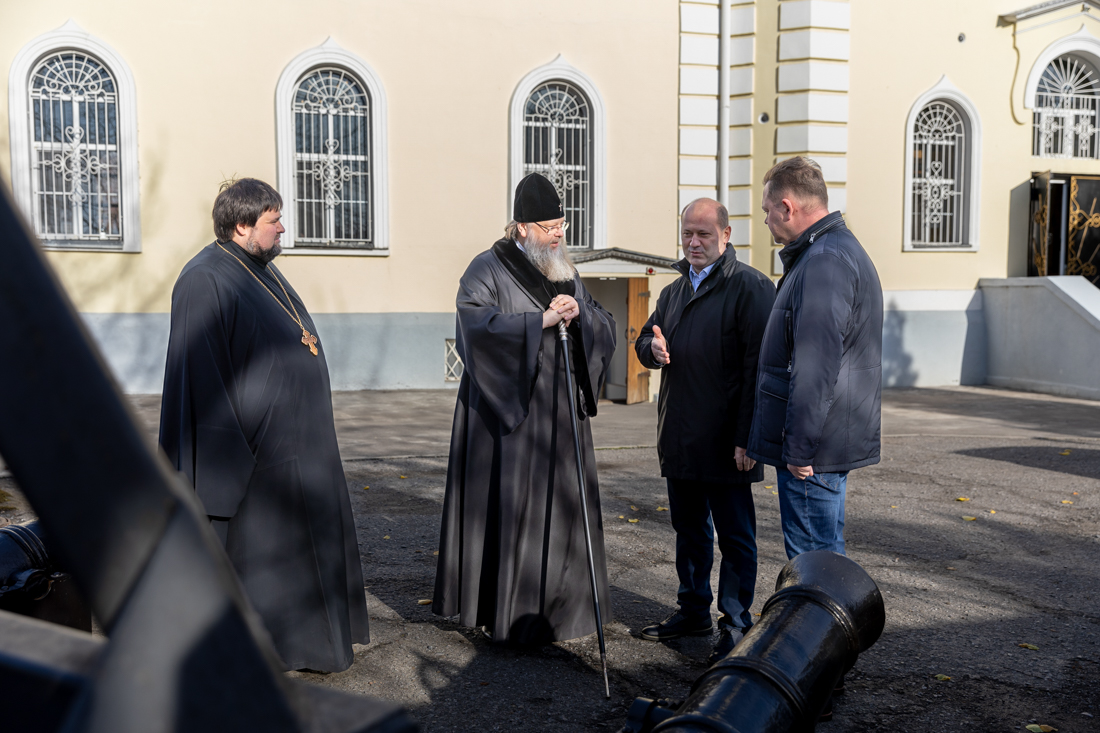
[1028, 171, 1100, 284]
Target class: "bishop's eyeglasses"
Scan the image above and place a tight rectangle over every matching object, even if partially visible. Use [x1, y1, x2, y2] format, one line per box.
[532, 221, 570, 234]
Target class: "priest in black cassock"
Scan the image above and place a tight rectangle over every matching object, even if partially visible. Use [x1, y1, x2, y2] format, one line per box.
[159, 178, 369, 673]
[433, 173, 618, 645]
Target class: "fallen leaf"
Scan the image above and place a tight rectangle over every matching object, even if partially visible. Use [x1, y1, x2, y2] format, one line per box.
[772, 491, 779, 495]
[657, 506, 668, 511]
[383, 535, 391, 540]
[753, 612, 762, 616]
[417, 599, 432, 605]
[362, 486, 370, 490]
[989, 510, 997, 514]
[399, 475, 407, 479]
[891, 505, 898, 509]
[1060, 450, 1072, 456]
[956, 497, 970, 502]
[933, 673, 951, 681]
[1026, 726, 1058, 733]
[630, 505, 638, 511]
[618, 515, 625, 519]
[1062, 500, 1074, 504]
[1073, 492, 1080, 495]
[628, 518, 639, 523]
[764, 485, 774, 489]
[962, 516, 977, 521]
[433, 551, 439, 556]
[1019, 643, 1039, 650]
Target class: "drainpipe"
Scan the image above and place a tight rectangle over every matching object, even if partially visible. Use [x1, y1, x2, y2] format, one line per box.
[717, 0, 731, 208]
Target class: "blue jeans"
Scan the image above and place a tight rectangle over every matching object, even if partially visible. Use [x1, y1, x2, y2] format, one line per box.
[776, 468, 849, 559]
[666, 479, 757, 630]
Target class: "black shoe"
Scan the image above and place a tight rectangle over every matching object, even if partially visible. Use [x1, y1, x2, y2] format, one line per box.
[641, 611, 712, 641]
[706, 626, 745, 665]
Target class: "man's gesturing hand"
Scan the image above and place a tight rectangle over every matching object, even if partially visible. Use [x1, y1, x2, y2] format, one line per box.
[650, 325, 671, 365]
[542, 294, 580, 329]
[787, 464, 813, 480]
[735, 446, 755, 471]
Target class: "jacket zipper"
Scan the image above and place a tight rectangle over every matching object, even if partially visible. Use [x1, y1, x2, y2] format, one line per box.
[784, 311, 793, 373]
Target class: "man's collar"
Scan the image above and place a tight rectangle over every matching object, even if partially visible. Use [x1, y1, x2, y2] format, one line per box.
[513, 237, 526, 254]
[778, 210, 845, 272]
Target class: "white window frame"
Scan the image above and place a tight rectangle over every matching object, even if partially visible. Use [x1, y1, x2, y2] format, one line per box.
[8, 20, 141, 252]
[902, 76, 981, 252]
[275, 38, 389, 256]
[509, 55, 607, 250]
[1024, 25, 1100, 111]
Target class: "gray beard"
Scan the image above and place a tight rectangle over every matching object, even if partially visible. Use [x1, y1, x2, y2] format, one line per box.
[245, 236, 281, 265]
[522, 239, 575, 283]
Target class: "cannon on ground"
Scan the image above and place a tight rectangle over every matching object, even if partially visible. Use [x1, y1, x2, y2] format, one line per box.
[0, 520, 91, 631]
[623, 550, 885, 733]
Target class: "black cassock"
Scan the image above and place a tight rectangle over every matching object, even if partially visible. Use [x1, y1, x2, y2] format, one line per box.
[433, 238, 617, 644]
[159, 242, 369, 673]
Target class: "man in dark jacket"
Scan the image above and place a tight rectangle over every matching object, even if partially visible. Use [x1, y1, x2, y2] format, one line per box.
[748, 157, 883, 561]
[635, 198, 775, 664]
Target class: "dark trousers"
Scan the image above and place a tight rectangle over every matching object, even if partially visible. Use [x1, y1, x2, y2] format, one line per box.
[666, 478, 757, 630]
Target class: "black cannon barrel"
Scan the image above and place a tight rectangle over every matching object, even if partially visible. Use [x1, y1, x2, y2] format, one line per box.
[623, 551, 885, 733]
[0, 521, 92, 631]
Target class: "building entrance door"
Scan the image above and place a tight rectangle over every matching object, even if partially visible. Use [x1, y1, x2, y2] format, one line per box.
[625, 278, 650, 405]
[1029, 171, 1100, 285]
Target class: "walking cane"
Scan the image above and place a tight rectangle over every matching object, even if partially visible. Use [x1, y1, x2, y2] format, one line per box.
[557, 320, 611, 699]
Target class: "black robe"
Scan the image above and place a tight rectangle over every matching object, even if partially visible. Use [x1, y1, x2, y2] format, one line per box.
[432, 238, 617, 644]
[158, 242, 369, 673]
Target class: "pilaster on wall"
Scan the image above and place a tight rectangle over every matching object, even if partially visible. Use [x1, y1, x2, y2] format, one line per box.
[679, 0, 756, 263]
[771, 0, 850, 276]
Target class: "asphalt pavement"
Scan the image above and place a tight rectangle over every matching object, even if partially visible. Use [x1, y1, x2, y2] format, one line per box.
[1, 385, 1098, 731]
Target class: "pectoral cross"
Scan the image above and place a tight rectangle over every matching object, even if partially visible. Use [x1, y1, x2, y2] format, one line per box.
[302, 329, 318, 356]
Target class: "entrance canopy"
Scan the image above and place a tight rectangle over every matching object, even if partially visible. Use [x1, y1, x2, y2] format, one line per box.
[573, 247, 679, 278]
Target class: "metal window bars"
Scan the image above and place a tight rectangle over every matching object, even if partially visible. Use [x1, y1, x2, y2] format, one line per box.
[523, 81, 592, 250]
[911, 101, 967, 247]
[444, 339, 464, 382]
[1033, 55, 1100, 160]
[29, 52, 122, 246]
[293, 67, 373, 248]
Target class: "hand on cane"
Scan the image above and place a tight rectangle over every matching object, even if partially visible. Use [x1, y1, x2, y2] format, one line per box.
[543, 295, 580, 329]
[650, 325, 671, 365]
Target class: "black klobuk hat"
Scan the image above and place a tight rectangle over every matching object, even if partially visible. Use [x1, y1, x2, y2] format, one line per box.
[513, 173, 563, 223]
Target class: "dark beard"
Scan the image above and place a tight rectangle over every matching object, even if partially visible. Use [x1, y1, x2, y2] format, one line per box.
[245, 237, 281, 265]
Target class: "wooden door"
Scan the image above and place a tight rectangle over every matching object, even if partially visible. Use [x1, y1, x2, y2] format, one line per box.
[625, 278, 651, 404]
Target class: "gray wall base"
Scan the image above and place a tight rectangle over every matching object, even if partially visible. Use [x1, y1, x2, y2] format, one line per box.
[79, 312, 459, 394]
[980, 276, 1100, 401]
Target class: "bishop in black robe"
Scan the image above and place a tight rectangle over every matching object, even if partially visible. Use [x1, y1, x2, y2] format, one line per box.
[159, 241, 369, 673]
[432, 237, 618, 644]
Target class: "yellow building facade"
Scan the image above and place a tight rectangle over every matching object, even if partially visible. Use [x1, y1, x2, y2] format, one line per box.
[3, 1, 1099, 395]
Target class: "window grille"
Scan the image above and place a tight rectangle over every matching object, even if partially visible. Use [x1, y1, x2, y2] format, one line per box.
[910, 101, 968, 247]
[293, 67, 373, 248]
[1032, 54, 1100, 159]
[444, 339, 464, 382]
[523, 80, 592, 249]
[29, 52, 122, 245]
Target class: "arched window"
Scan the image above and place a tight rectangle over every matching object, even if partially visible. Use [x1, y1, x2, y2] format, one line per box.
[522, 80, 593, 249]
[293, 68, 373, 248]
[275, 38, 389, 254]
[510, 56, 606, 250]
[9, 21, 140, 251]
[902, 77, 981, 251]
[30, 52, 122, 243]
[1032, 54, 1100, 159]
[911, 101, 967, 246]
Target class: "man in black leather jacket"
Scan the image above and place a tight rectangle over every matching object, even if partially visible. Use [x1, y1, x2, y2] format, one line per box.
[747, 157, 883, 561]
[635, 198, 775, 664]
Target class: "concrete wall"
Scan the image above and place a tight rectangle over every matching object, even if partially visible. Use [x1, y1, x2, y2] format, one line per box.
[882, 290, 985, 388]
[980, 277, 1100, 400]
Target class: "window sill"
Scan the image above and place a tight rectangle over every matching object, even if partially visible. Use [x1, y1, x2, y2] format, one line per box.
[279, 247, 390, 257]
